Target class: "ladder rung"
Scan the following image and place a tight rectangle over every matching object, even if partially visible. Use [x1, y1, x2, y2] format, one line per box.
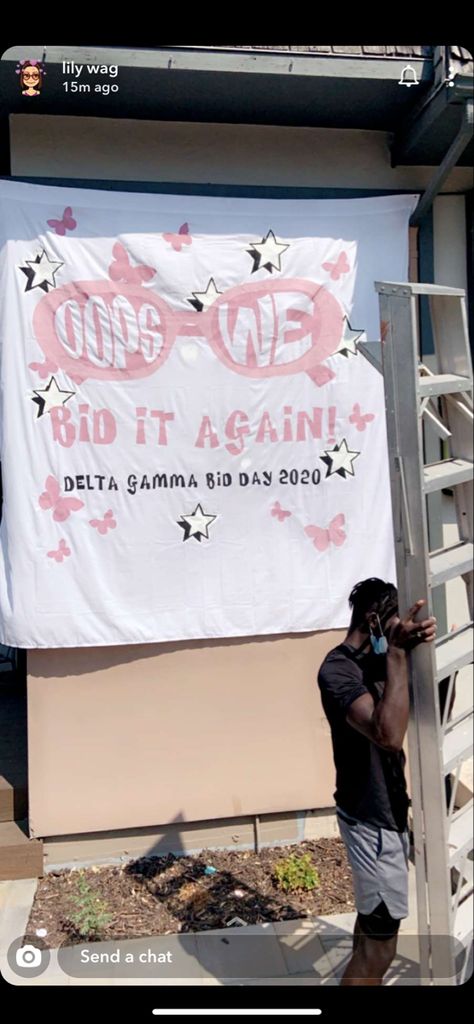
[453, 853, 474, 889]
[454, 892, 474, 943]
[448, 803, 473, 869]
[375, 281, 466, 297]
[418, 374, 472, 398]
[435, 625, 474, 680]
[429, 542, 474, 589]
[443, 713, 473, 774]
[459, 861, 474, 888]
[423, 458, 474, 493]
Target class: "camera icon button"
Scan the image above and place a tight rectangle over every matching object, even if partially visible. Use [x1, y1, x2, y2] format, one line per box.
[7, 935, 51, 978]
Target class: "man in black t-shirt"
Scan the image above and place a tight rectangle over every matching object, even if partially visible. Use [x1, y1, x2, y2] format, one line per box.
[318, 577, 436, 986]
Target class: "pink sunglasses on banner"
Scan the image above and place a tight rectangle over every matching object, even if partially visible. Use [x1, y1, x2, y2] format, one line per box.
[33, 275, 345, 387]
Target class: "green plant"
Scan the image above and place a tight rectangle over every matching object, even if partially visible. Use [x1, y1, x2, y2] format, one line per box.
[66, 871, 113, 939]
[273, 853, 320, 893]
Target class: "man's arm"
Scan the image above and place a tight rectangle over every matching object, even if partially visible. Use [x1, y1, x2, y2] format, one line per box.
[346, 648, 409, 752]
[346, 599, 436, 752]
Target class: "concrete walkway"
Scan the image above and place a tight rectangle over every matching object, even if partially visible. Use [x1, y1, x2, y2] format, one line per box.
[0, 869, 422, 987]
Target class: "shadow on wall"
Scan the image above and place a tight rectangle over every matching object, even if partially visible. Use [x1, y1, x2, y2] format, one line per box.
[26, 630, 336, 678]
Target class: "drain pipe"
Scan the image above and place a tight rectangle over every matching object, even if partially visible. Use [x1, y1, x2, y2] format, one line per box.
[410, 98, 473, 226]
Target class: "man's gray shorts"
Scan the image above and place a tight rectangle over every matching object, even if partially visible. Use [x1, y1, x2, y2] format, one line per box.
[336, 807, 410, 920]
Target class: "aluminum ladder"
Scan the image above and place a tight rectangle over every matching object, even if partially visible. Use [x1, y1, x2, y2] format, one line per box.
[359, 281, 473, 985]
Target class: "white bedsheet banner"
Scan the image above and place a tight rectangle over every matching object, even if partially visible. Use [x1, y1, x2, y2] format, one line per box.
[0, 183, 416, 648]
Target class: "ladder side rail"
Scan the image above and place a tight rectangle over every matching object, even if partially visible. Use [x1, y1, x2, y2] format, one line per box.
[378, 287, 455, 983]
[430, 293, 474, 984]
[430, 294, 474, 613]
[378, 291, 435, 983]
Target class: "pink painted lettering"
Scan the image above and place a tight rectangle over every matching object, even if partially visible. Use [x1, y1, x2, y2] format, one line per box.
[224, 410, 251, 456]
[195, 416, 219, 449]
[32, 262, 345, 387]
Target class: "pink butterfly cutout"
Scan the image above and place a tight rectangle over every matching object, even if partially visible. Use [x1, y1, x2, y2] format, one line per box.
[349, 403, 375, 432]
[305, 514, 346, 552]
[271, 501, 292, 522]
[90, 510, 117, 535]
[322, 251, 350, 281]
[47, 539, 71, 562]
[39, 476, 84, 522]
[108, 243, 155, 285]
[47, 206, 77, 236]
[163, 222, 192, 252]
[29, 357, 58, 379]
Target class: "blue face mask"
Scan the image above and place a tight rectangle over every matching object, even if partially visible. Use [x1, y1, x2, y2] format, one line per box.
[370, 633, 388, 655]
[369, 614, 388, 655]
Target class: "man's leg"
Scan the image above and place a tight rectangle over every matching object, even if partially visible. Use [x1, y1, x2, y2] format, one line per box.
[341, 927, 398, 986]
[335, 814, 408, 984]
[341, 902, 401, 985]
[352, 914, 363, 952]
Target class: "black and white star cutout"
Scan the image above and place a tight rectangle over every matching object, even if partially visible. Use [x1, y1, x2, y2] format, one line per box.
[177, 503, 217, 542]
[187, 278, 222, 313]
[246, 229, 289, 274]
[31, 376, 76, 418]
[320, 438, 360, 479]
[19, 250, 64, 293]
[335, 318, 366, 358]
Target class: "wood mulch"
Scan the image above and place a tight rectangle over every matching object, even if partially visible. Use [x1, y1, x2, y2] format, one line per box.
[26, 838, 355, 949]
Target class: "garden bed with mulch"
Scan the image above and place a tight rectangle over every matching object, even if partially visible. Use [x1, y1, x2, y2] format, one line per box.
[26, 838, 355, 949]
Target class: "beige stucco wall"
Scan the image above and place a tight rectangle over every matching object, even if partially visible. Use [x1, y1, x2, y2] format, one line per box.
[10, 115, 473, 191]
[10, 114, 470, 840]
[28, 632, 341, 838]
